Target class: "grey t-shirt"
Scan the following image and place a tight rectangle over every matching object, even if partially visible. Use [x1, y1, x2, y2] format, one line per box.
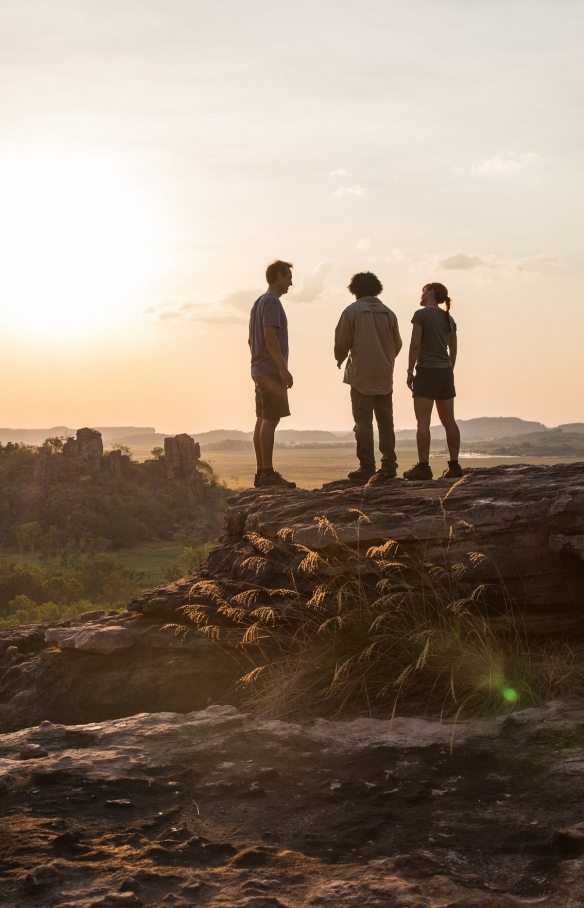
[249, 292, 289, 377]
[412, 307, 456, 369]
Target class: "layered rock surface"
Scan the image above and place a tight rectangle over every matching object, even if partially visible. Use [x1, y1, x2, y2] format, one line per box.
[130, 464, 584, 635]
[3, 700, 584, 906]
[0, 611, 247, 734]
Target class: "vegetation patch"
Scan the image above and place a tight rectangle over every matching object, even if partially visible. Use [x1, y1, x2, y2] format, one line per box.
[177, 516, 584, 720]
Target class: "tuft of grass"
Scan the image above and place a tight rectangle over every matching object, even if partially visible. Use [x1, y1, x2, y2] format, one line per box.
[177, 514, 584, 721]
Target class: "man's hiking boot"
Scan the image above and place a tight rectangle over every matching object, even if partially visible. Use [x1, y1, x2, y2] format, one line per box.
[442, 461, 464, 479]
[403, 462, 433, 481]
[347, 467, 375, 483]
[253, 472, 261, 488]
[258, 469, 296, 489]
[366, 468, 398, 485]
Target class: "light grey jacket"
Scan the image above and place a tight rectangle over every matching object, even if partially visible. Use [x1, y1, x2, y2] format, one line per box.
[334, 296, 402, 395]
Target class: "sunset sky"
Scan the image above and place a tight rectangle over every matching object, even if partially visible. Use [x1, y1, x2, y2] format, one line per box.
[0, 0, 582, 432]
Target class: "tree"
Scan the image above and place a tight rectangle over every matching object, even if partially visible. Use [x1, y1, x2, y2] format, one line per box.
[151, 446, 165, 460]
[38, 526, 60, 564]
[17, 522, 42, 557]
[42, 436, 64, 454]
[112, 444, 131, 456]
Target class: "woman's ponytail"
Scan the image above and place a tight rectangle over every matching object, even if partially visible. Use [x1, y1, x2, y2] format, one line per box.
[423, 282, 452, 327]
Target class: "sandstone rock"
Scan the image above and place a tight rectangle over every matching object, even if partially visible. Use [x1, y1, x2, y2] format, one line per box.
[129, 464, 584, 632]
[0, 617, 248, 733]
[164, 433, 200, 482]
[2, 700, 584, 905]
[72, 625, 135, 654]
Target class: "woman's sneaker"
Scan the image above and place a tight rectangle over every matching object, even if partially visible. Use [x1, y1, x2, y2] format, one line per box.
[403, 463, 433, 481]
[442, 461, 464, 479]
[258, 469, 296, 489]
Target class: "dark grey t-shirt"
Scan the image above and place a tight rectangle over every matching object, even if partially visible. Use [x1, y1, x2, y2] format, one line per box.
[249, 292, 289, 377]
[412, 307, 457, 369]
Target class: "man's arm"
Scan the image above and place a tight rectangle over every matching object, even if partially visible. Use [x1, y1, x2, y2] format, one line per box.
[448, 330, 457, 368]
[334, 311, 353, 368]
[264, 326, 293, 388]
[406, 323, 422, 390]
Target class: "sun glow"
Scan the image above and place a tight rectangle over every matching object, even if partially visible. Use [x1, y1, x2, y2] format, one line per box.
[0, 150, 160, 338]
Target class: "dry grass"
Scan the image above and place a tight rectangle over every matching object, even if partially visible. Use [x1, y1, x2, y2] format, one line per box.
[176, 514, 584, 720]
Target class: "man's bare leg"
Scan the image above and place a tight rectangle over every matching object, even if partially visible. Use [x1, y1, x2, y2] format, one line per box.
[413, 397, 434, 463]
[253, 417, 263, 471]
[259, 417, 280, 470]
[435, 398, 460, 461]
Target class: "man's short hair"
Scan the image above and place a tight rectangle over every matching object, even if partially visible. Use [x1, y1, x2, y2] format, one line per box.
[348, 271, 383, 298]
[266, 260, 293, 284]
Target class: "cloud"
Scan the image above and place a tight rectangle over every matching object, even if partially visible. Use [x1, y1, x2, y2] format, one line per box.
[356, 238, 371, 251]
[386, 248, 409, 263]
[437, 251, 560, 273]
[471, 152, 538, 174]
[330, 168, 349, 177]
[439, 253, 490, 271]
[146, 289, 260, 324]
[332, 184, 368, 198]
[290, 261, 334, 303]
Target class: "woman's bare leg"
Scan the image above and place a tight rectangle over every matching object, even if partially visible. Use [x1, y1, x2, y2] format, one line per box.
[435, 398, 460, 461]
[413, 397, 434, 462]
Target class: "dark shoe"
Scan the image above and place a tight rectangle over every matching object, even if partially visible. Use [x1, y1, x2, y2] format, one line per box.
[403, 463, 433, 481]
[442, 461, 463, 479]
[258, 470, 296, 489]
[366, 468, 398, 485]
[347, 467, 376, 483]
[253, 472, 261, 488]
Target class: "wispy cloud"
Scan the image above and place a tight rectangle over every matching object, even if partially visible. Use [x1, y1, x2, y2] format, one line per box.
[145, 289, 260, 324]
[471, 152, 538, 174]
[356, 238, 371, 251]
[330, 168, 350, 178]
[387, 248, 409, 263]
[437, 251, 559, 273]
[290, 261, 334, 303]
[332, 184, 368, 198]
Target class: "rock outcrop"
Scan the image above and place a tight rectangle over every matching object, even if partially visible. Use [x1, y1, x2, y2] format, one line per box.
[130, 463, 584, 635]
[0, 611, 248, 734]
[3, 699, 584, 905]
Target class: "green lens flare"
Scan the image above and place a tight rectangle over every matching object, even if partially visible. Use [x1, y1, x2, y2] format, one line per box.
[502, 687, 518, 703]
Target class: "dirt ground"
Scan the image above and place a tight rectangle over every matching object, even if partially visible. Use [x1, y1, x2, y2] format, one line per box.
[2, 703, 584, 907]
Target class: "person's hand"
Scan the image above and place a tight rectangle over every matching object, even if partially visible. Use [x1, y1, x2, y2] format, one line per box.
[280, 368, 294, 389]
[406, 370, 414, 391]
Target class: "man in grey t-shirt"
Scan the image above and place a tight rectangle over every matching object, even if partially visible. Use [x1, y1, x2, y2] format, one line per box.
[248, 260, 296, 489]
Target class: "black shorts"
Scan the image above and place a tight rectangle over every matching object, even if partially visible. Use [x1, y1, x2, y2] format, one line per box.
[254, 372, 291, 419]
[413, 366, 456, 400]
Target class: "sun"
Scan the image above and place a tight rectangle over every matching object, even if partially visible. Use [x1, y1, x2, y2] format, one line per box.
[0, 149, 159, 339]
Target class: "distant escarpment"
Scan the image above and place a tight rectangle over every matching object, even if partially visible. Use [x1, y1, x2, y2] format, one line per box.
[130, 463, 584, 635]
[0, 427, 229, 547]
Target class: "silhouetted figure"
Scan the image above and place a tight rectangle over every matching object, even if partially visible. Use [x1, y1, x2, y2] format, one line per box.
[404, 282, 461, 481]
[249, 260, 296, 489]
[335, 272, 402, 483]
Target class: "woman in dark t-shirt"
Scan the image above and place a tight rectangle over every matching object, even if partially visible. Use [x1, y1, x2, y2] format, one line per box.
[403, 282, 462, 481]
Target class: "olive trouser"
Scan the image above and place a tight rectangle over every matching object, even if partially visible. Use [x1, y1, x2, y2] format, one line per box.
[350, 387, 397, 472]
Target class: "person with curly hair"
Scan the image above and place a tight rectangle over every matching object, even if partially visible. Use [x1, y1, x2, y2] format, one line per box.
[335, 271, 402, 483]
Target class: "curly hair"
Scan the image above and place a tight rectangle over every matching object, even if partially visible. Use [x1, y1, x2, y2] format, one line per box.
[348, 271, 383, 298]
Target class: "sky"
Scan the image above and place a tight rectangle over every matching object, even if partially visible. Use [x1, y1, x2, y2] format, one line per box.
[0, 0, 583, 432]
